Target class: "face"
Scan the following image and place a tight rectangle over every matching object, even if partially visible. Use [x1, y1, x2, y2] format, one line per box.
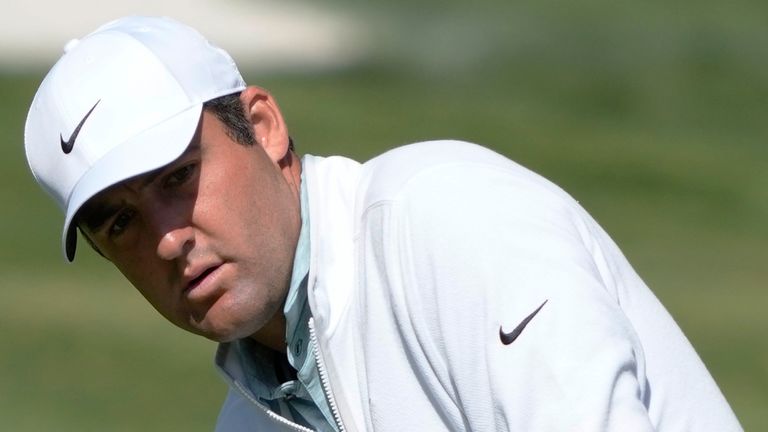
[79, 104, 301, 343]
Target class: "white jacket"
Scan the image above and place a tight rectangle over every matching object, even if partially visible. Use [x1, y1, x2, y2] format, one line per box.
[216, 140, 742, 431]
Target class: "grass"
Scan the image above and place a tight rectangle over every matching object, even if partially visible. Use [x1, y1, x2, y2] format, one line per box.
[2, 0, 766, 429]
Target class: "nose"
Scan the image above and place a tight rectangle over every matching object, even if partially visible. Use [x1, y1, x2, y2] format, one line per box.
[156, 225, 195, 261]
[144, 200, 195, 261]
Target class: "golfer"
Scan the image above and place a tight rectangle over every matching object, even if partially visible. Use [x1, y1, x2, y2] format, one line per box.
[24, 16, 742, 431]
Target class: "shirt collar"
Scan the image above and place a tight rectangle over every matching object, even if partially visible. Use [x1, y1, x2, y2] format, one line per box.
[283, 162, 312, 368]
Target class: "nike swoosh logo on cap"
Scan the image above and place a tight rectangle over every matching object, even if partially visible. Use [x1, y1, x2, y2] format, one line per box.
[499, 299, 548, 345]
[60, 100, 100, 154]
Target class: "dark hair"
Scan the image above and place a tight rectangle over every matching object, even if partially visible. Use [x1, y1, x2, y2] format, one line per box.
[203, 93, 256, 146]
[203, 92, 295, 151]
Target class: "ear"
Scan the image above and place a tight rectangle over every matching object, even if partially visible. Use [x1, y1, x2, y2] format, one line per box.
[239, 86, 291, 164]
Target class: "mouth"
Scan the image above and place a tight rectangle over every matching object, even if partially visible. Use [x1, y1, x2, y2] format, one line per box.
[184, 264, 221, 295]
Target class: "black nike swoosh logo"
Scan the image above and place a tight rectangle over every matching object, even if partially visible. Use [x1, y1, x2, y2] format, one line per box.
[499, 299, 548, 345]
[60, 100, 100, 154]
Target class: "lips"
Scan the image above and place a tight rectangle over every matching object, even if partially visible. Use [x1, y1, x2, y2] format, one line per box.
[183, 263, 223, 298]
[187, 267, 215, 290]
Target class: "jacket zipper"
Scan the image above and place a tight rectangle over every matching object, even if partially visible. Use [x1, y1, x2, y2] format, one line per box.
[232, 380, 314, 432]
[309, 318, 347, 432]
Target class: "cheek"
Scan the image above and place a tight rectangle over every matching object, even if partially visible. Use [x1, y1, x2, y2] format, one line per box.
[198, 173, 278, 247]
[115, 253, 178, 320]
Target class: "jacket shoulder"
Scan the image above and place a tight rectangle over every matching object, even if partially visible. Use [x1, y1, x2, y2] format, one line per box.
[357, 139, 572, 210]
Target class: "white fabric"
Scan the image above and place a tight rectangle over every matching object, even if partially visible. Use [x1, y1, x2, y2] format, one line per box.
[217, 140, 742, 431]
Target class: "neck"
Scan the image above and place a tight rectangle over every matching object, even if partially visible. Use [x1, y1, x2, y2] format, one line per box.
[250, 311, 287, 353]
[253, 150, 301, 353]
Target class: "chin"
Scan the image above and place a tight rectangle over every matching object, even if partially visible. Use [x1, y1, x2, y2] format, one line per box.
[191, 318, 255, 343]
[185, 286, 286, 344]
[190, 309, 270, 344]
[202, 331, 241, 344]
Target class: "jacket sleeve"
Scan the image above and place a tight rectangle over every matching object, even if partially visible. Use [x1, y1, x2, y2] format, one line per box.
[358, 149, 738, 431]
[357, 158, 655, 430]
[358, 142, 741, 432]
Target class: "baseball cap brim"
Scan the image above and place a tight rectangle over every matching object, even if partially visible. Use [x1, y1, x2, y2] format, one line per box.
[61, 103, 204, 261]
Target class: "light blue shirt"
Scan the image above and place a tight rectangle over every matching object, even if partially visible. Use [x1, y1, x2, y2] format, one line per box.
[282, 164, 338, 430]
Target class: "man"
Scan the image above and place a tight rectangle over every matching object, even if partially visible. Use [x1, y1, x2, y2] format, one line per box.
[25, 16, 741, 431]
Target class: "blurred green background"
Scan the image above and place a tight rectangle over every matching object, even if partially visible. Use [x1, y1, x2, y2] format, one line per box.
[1, 0, 766, 430]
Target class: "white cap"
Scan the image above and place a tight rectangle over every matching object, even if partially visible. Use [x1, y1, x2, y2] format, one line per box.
[24, 16, 246, 261]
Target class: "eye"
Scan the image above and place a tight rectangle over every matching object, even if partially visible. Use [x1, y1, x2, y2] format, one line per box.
[109, 208, 136, 238]
[163, 163, 197, 189]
